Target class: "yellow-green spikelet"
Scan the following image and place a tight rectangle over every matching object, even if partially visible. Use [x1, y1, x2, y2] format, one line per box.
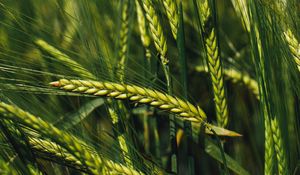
[0, 102, 144, 175]
[135, 0, 151, 60]
[162, 0, 179, 39]
[142, 0, 168, 65]
[199, 0, 229, 128]
[52, 79, 206, 122]
[118, 0, 130, 81]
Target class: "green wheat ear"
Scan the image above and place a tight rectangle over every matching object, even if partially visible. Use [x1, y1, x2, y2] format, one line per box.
[198, 0, 229, 128]
[142, 0, 168, 65]
[29, 137, 84, 170]
[0, 102, 102, 174]
[0, 102, 144, 175]
[0, 157, 18, 175]
[264, 113, 275, 175]
[34, 39, 94, 79]
[51, 79, 206, 121]
[50, 78, 241, 137]
[115, 1, 137, 168]
[196, 66, 259, 99]
[283, 29, 300, 72]
[162, 0, 179, 40]
[231, 0, 250, 32]
[117, 0, 130, 81]
[271, 118, 289, 175]
[35, 37, 135, 169]
[258, 0, 300, 73]
[135, 0, 151, 60]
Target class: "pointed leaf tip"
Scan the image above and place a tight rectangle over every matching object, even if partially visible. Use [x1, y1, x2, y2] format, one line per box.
[206, 124, 242, 137]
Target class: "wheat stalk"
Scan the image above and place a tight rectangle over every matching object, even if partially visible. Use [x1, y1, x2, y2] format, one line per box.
[198, 0, 229, 128]
[0, 102, 144, 175]
[162, 0, 179, 39]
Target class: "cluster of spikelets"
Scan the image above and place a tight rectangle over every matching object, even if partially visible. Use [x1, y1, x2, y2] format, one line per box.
[0, 1, 241, 174]
[0, 0, 299, 175]
[0, 102, 147, 175]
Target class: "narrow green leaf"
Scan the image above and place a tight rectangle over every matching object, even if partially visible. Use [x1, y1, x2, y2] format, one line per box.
[205, 138, 250, 175]
[177, 1, 188, 98]
[55, 98, 104, 130]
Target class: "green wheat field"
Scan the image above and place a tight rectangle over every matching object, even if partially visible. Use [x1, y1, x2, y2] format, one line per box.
[0, 0, 299, 174]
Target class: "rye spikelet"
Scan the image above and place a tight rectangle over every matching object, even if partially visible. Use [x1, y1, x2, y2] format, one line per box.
[162, 0, 179, 39]
[50, 78, 242, 137]
[262, 0, 300, 72]
[142, 0, 168, 65]
[224, 69, 259, 98]
[271, 118, 289, 175]
[30, 137, 146, 175]
[0, 119, 40, 172]
[61, 0, 79, 49]
[250, 5, 277, 174]
[118, 0, 130, 81]
[264, 116, 275, 175]
[135, 0, 151, 60]
[283, 29, 300, 72]
[51, 78, 206, 122]
[142, 0, 171, 95]
[230, 0, 250, 32]
[0, 102, 144, 175]
[0, 102, 102, 174]
[141, 2, 174, 168]
[115, 1, 136, 167]
[198, 0, 229, 127]
[0, 157, 18, 175]
[34, 39, 94, 78]
[29, 137, 84, 170]
[28, 165, 43, 175]
[36, 38, 134, 167]
[196, 66, 259, 99]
